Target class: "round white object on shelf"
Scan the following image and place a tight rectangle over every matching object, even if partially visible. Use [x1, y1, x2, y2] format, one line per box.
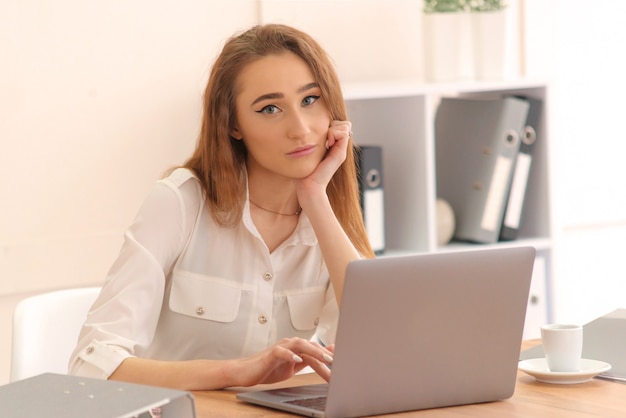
[436, 198, 456, 246]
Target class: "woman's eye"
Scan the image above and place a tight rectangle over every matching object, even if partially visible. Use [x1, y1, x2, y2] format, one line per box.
[302, 95, 320, 106]
[258, 105, 279, 115]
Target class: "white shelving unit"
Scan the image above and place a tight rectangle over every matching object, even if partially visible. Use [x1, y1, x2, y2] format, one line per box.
[344, 79, 553, 339]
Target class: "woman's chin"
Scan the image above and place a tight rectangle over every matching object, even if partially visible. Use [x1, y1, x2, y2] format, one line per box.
[293, 166, 319, 180]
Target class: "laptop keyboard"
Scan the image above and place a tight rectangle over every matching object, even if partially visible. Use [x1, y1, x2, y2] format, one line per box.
[285, 396, 327, 411]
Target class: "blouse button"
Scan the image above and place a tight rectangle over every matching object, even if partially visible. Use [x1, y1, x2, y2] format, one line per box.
[263, 272, 273, 281]
[195, 306, 206, 316]
[314, 317, 320, 326]
[85, 345, 95, 355]
[258, 314, 268, 324]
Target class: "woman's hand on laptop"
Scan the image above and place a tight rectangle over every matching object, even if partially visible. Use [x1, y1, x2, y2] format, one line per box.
[230, 337, 334, 387]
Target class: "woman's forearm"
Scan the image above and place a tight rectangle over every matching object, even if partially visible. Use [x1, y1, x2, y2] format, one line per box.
[108, 336, 333, 390]
[302, 195, 360, 305]
[108, 356, 239, 391]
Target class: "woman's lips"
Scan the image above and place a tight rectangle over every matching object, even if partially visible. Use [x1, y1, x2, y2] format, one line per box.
[287, 145, 316, 158]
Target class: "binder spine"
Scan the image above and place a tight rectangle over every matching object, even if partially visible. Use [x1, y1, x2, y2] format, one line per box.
[500, 152, 532, 238]
[481, 153, 515, 233]
[355, 146, 385, 254]
[500, 97, 542, 241]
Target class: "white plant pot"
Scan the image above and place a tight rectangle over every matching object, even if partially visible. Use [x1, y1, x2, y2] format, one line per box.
[423, 12, 474, 82]
[472, 10, 508, 80]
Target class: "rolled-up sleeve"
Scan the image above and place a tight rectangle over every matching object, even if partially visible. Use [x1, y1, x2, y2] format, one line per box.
[69, 171, 199, 378]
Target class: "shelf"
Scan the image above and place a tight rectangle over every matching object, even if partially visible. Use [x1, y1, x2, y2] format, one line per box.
[345, 79, 554, 326]
[343, 78, 550, 100]
[346, 82, 551, 254]
[436, 237, 553, 253]
[383, 237, 552, 258]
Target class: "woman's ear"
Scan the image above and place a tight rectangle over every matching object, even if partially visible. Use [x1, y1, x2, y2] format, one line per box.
[230, 127, 243, 140]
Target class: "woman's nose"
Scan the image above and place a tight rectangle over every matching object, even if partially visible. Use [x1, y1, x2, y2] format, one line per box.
[286, 109, 311, 140]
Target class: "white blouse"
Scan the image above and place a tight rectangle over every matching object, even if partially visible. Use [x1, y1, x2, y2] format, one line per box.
[69, 168, 338, 379]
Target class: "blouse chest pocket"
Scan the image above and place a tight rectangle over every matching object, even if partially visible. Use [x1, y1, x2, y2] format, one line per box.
[286, 287, 327, 331]
[169, 271, 242, 322]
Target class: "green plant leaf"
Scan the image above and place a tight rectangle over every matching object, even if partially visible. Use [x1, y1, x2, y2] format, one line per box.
[423, 0, 466, 13]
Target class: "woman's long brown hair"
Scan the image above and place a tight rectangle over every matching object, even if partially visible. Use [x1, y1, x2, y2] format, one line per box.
[183, 24, 375, 258]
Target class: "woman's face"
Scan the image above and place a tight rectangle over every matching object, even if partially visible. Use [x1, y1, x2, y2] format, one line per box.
[232, 52, 331, 180]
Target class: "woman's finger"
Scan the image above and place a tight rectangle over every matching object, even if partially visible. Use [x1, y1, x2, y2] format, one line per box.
[285, 338, 334, 368]
[327, 121, 352, 148]
[302, 354, 332, 382]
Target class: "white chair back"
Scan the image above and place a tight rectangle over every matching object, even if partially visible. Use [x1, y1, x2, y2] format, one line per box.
[10, 287, 101, 382]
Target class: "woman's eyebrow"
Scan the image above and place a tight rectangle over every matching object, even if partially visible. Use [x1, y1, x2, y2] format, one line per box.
[251, 82, 319, 106]
[252, 92, 282, 106]
[298, 82, 319, 93]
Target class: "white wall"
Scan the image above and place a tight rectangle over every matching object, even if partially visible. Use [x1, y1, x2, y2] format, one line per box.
[525, 0, 626, 325]
[0, 0, 260, 384]
[3, 0, 625, 385]
[1, 0, 260, 296]
[259, 0, 424, 82]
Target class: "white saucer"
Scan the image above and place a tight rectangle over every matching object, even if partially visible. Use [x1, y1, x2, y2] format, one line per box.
[518, 358, 612, 384]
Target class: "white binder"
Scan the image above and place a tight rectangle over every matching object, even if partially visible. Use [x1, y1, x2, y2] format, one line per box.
[500, 97, 543, 241]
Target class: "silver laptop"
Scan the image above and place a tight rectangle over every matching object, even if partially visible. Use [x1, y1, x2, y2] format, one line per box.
[237, 246, 536, 418]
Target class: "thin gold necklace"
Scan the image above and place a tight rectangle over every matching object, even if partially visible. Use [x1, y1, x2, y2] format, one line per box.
[249, 199, 302, 216]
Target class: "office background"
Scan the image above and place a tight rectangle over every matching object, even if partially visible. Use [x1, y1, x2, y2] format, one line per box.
[1, 0, 625, 384]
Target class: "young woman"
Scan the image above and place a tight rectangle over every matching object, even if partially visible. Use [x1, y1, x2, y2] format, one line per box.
[69, 23, 375, 391]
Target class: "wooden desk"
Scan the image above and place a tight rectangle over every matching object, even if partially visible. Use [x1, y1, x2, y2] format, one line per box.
[192, 341, 626, 417]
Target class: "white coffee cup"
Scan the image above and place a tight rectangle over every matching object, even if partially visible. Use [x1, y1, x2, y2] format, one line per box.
[540, 324, 583, 372]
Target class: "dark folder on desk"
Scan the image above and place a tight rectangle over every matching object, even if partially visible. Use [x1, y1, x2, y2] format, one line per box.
[0, 373, 196, 417]
[436, 96, 530, 244]
[500, 97, 543, 241]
